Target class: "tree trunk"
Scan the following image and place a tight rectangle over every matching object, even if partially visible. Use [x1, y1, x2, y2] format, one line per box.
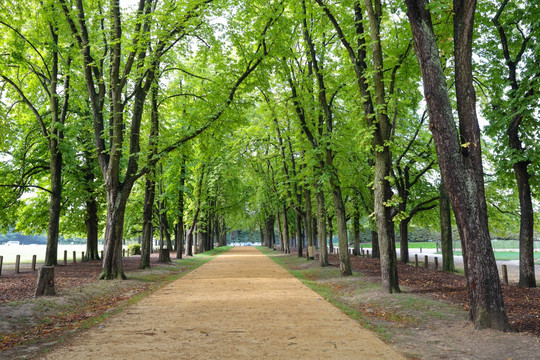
[304, 188, 314, 260]
[296, 213, 303, 257]
[371, 230, 380, 258]
[85, 195, 100, 261]
[328, 215, 334, 254]
[158, 199, 171, 263]
[82, 147, 99, 261]
[440, 180, 455, 272]
[261, 224, 267, 248]
[513, 135, 536, 288]
[364, 0, 400, 293]
[185, 231, 193, 257]
[329, 179, 352, 276]
[353, 204, 360, 256]
[140, 175, 155, 269]
[35, 266, 56, 296]
[185, 165, 205, 257]
[405, 0, 510, 330]
[281, 205, 290, 254]
[176, 158, 186, 259]
[491, 2, 536, 288]
[100, 187, 129, 279]
[399, 220, 409, 264]
[276, 210, 283, 250]
[45, 147, 62, 267]
[316, 190, 328, 266]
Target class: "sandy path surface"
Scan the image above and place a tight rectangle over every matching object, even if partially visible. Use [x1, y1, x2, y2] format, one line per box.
[43, 247, 403, 359]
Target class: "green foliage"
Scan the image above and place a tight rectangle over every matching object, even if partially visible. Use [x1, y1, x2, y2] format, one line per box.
[128, 244, 142, 256]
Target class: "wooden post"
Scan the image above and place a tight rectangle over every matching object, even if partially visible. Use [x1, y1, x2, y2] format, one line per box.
[361, 249, 365, 257]
[101, 251, 104, 259]
[64, 250, 67, 265]
[415, 254, 418, 268]
[0, 255, 3, 276]
[82, 252, 85, 261]
[436, 242, 439, 253]
[424, 255, 429, 269]
[73, 251, 76, 263]
[15, 255, 21, 273]
[420, 247, 422, 253]
[32, 255, 37, 271]
[123, 249, 126, 257]
[366, 250, 370, 258]
[434, 257, 439, 270]
[502, 265, 508, 285]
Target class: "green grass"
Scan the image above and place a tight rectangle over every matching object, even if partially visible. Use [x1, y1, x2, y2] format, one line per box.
[449, 250, 540, 264]
[359, 241, 438, 249]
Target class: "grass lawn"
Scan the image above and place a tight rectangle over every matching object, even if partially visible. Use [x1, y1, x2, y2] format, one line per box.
[450, 250, 540, 264]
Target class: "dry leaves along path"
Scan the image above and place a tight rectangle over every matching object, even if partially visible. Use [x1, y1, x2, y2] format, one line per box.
[44, 246, 403, 359]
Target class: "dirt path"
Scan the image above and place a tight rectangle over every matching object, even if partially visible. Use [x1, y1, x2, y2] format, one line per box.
[42, 247, 403, 359]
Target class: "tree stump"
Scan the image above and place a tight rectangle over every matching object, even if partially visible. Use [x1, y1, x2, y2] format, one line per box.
[35, 266, 56, 296]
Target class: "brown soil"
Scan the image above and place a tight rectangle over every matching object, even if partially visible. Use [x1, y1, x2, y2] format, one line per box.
[39, 247, 403, 359]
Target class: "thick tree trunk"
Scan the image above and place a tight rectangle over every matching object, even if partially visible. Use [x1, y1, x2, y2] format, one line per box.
[328, 215, 334, 254]
[513, 140, 536, 288]
[276, 210, 283, 250]
[406, 0, 510, 330]
[316, 190, 328, 266]
[100, 187, 129, 279]
[296, 213, 303, 257]
[353, 205, 360, 256]
[364, 0, 400, 293]
[35, 266, 56, 296]
[399, 220, 409, 264]
[329, 179, 352, 276]
[304, 189, 314, 260]
[185, 231, 193, 257]
[374, 150, 400, 292]
[371, 230, 380, 258]
[176, 159, 186, 259]
[261, 224, 267, 248]
[491, 2, 536, 288]
[140, 176, 155, 269]
[440, 180, 455, 272]
[83, 148, 99, 261]
[295, 212, 307, 257]
[281, 206, 290, 254]
[158, 202, 171, 263]
[44, 128, 62, 269]
[85, 196, 100, 261]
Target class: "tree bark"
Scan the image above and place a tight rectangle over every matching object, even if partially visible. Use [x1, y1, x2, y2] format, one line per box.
[35, 266, 56, 296]
[399, 220, 409, 263]
[440, 180, 454, 272]
[304, 188, 314, 260]
[405, 0, 510, 330]
[316, 190, 328, 266]
[364, 0, 400, 293]
[492, 1, 536, 288]
[175, 163, 185, 259]
[328, 215, 334, 254]
[158, 179, 171, 263]
[85, 195, 100, 261]
[371, 230, 380, 258]
[140, 174, 155, 270]
[353, 203, 360, 256]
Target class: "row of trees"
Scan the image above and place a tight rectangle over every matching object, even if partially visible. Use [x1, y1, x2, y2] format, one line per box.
[0, 0, 538, 330]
